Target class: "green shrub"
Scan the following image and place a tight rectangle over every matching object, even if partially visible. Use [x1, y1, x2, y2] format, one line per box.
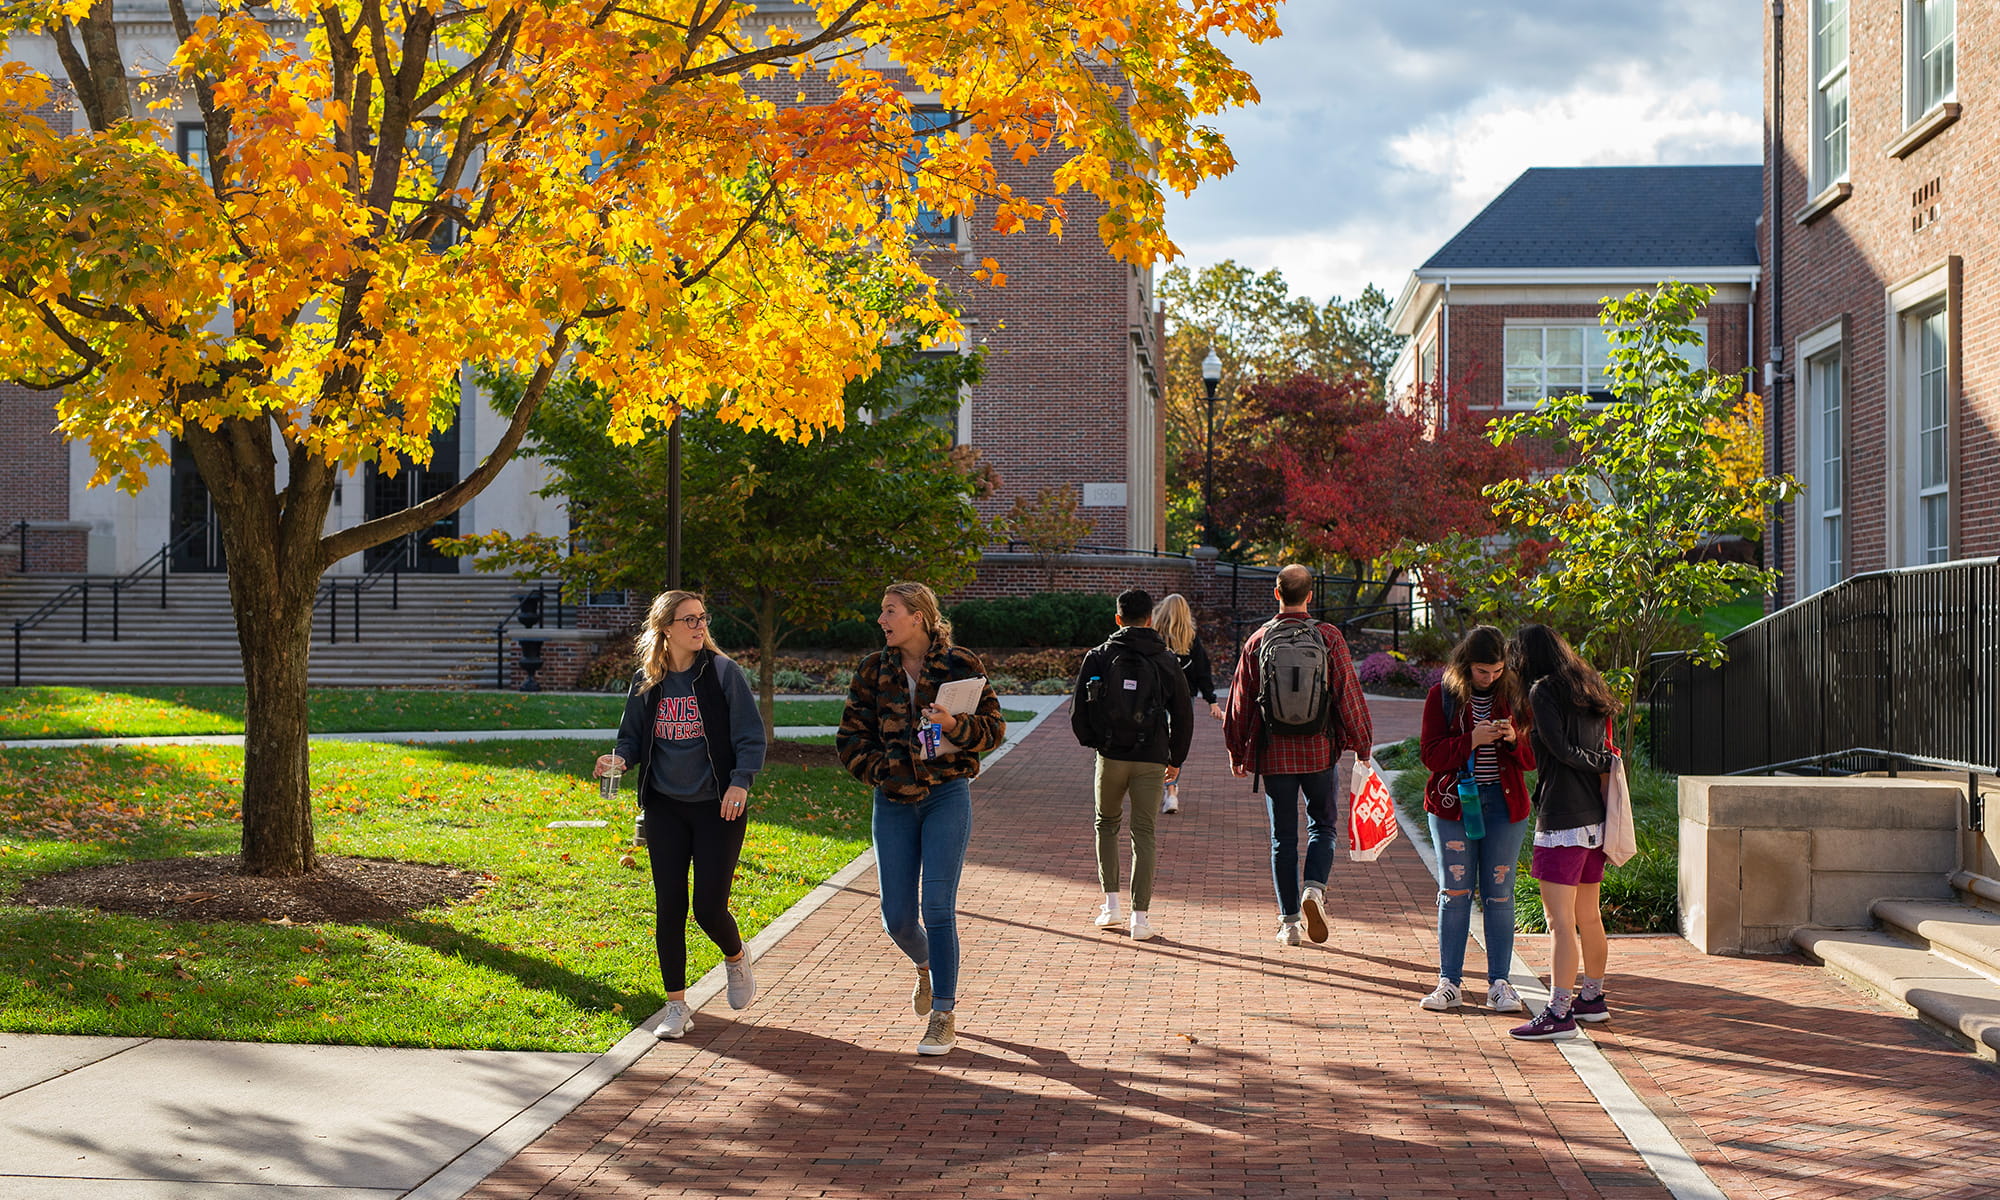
[1030, 677, 1071, 695]
[950, 593, 1115, 649]
[986, 674, 1024, 694]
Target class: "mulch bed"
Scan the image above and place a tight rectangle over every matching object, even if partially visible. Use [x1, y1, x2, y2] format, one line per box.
[15, 854, 491, 924]
[765, 739, 843, 768]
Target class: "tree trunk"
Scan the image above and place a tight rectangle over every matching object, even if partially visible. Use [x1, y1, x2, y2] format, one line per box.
[754, 586, 779, 743]
[234, 562, 321, 876]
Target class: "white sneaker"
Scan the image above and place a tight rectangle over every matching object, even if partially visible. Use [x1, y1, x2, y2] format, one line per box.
[1274, 921, 1302, 946]
[1129, 911, 1156, 941]
[1300, 886, 1329, 944]
[1094, 903, 1123, 928]
[1420, 979, 1463, 1012]
[1161, 788, 1179, 814]
[1486, 978, 1524, 1013]
[916, 1010, 956, 1055]
[724, 954, 756, 1010]
[654, 999, 694, 1039]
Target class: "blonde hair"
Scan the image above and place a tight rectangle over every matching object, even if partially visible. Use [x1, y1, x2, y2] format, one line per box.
[884, 581, 952, 645]
[1154, 593, 1196, 656]
[636, 590, 720, 687]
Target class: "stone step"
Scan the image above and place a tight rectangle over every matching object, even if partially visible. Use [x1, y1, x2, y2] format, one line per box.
[1873, 897, 2000, 980]
[1793, 925, 2000, 1062]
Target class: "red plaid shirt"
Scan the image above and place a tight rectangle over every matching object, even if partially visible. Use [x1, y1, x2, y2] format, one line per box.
[1223, 614, 1374, 776]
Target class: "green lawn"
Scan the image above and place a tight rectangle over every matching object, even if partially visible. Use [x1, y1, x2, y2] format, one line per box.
[0, 737, 873, 1050]
[1689, 590, 1769, 639]
[1383, 738, 1678, 935]
[0, 686, 1039, 740]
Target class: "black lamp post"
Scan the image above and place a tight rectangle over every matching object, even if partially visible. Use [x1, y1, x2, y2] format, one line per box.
[1200, 348, 1222, 547]
[666, 411, 682, 589]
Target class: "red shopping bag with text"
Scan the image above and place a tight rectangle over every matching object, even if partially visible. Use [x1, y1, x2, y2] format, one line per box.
[1347, 758, 1399, 862]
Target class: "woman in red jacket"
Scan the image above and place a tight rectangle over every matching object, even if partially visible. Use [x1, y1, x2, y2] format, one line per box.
[1416, 625, 1535, 1014]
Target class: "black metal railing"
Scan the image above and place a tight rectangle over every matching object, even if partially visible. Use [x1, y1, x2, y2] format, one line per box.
[1002, 541, 1197, 561]
[10, 520, 216, 685]
[1649, 558, 2000, 778]
[315, 532, 425, 645]
[494, 582, 571, 689]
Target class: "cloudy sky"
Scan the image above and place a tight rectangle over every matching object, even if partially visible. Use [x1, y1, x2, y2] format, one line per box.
[1162, 0, 1765, 307]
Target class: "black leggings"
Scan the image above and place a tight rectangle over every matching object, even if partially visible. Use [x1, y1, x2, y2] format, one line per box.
[644, 797, 748, 991]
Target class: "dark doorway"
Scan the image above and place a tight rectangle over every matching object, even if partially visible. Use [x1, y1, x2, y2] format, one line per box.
[363, 419, 462, 573]
[169, 438, 225, 572]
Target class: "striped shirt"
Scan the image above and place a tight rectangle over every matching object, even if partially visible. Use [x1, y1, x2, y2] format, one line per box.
[1468, 692, 1501, 783]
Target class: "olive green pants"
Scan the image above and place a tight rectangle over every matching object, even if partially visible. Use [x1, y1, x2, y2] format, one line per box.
[1094, 756, 1165, 912]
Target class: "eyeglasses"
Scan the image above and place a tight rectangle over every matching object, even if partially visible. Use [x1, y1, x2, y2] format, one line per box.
[675, 613, 710, 629]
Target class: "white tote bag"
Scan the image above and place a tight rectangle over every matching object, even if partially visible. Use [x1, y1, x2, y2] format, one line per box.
[1602, 757, 1637, 867]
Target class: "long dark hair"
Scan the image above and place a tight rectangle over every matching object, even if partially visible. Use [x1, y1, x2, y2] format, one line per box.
[1506, 624, 1617, 725]
[1442, 625, 1507, 705]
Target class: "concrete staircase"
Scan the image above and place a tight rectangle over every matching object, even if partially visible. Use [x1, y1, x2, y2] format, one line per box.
[1793, 871, 2000, 1062]
[0, 571, 564, 688]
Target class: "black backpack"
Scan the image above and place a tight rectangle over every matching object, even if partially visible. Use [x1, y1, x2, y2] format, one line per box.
[1082, 642, 1166, 751]
[1255, 618, 1333, 737]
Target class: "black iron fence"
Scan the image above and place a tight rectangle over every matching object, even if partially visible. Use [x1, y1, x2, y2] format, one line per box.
[1650, 558, 2000, 779]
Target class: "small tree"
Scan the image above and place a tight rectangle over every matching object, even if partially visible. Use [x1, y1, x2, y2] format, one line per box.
[1006, 485, 1095, 590]
[446, 345, 995, 735]
[1484, 282, 1797, 734]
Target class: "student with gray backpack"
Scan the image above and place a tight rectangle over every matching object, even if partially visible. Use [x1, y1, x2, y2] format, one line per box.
[1222, 565, 1374, 946]
[1070, 588, 1194, 941]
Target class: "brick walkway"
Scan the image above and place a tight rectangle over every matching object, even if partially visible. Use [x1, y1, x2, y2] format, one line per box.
[469, 702, 2000, 1200]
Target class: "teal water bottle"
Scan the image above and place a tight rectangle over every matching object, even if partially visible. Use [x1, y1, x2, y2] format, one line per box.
[1456, 753, 1486, 840]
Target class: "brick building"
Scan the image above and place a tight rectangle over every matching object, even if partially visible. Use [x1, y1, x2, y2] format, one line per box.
[1763, 0, 1990, 604]
[1385, 165, 1761, 425]
[1, 4, 1165, 585]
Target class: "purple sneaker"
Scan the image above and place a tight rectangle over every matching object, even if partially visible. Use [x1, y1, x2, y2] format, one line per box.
[1509, 1006, 1578, 1041]
[1570, 992, 1610, 1023]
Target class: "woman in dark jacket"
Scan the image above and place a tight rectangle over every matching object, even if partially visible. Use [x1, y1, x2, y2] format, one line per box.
[1152, 594, 1223, 814]
[595, 590, 766, 1041]
[1416, 625, 1535, 1015]
[1505, 624, 1621, 1042]
[837, 581, 1006, 1056]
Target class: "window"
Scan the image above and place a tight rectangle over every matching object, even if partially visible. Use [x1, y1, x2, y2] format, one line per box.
[1812, 0, 1849, 191]
[176, 122, 208, 175]
[907, 108, 957, 241]
[1909, 0, 1956, 118]
[1502, 322, 1706, 407]
[1916, 307, 1950, 562]
[1802, 342, 1845, 592]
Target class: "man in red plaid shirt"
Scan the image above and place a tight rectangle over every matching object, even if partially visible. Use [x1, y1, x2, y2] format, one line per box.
[1224, 564, 1374, 946]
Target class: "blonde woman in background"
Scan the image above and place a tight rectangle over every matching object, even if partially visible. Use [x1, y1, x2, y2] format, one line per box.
[595, 590, 766, 1041]
[1152, 593, 1224, 814]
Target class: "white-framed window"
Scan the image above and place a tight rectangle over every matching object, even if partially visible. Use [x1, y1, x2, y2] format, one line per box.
[1797, 326, 1846, 594]
[1812, 0, 1850, 192]
[1908, 0, 1956, 119]
[1915, 307, 1950, 562]
[907, 108, 958, 241]
[1502, 321, 1706, 407]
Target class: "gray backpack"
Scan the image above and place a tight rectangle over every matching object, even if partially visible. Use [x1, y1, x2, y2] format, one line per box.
[1255, 618, 1332, 737]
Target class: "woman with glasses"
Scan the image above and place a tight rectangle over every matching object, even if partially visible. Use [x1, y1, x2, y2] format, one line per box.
[837, 581, 1006, 1055]
[596, 590, 766, 1040]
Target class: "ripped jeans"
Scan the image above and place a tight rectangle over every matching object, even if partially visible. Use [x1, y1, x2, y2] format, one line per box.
[1428, 783, 1530, 986]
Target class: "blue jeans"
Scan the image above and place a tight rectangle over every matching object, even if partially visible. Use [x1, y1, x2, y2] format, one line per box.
[872, 777, 973, 1012]
[1427, 783, 1529, 985]
[1265, 769, 1338, 920]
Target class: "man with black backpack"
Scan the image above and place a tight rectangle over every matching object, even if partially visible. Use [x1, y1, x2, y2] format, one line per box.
[1223, 564, 1374, 946]
[1070, 588, 1194, 941]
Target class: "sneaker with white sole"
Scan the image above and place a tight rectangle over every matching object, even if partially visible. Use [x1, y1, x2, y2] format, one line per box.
[1570, 991, 1610, 1023]
[1094, 903, 1123, 928]
[654, 999, 694, 1040]
[1129, 911, 1156, 941]
[913, 969, 933, 1016]
[1274, 921, 1302, 946]
[1420, 979, 1463, 1012]
[724, 954, 756, 1010]
[1509, 1006, 1578, 1041]
[1485, 978, 1524, 1013]
[1300, 886, 1329, 943]
[1161, 788, 1179, 814]
[916, 1010, 956, 1055]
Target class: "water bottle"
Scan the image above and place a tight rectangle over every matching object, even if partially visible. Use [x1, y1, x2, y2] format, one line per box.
[1456, 756, 1486, 840]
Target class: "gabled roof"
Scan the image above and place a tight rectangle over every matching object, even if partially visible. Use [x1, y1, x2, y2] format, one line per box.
[1421, 165, 1762, 270]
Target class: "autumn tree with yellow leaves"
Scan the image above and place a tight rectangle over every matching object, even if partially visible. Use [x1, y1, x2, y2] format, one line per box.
[0, 0, 1278, 875]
